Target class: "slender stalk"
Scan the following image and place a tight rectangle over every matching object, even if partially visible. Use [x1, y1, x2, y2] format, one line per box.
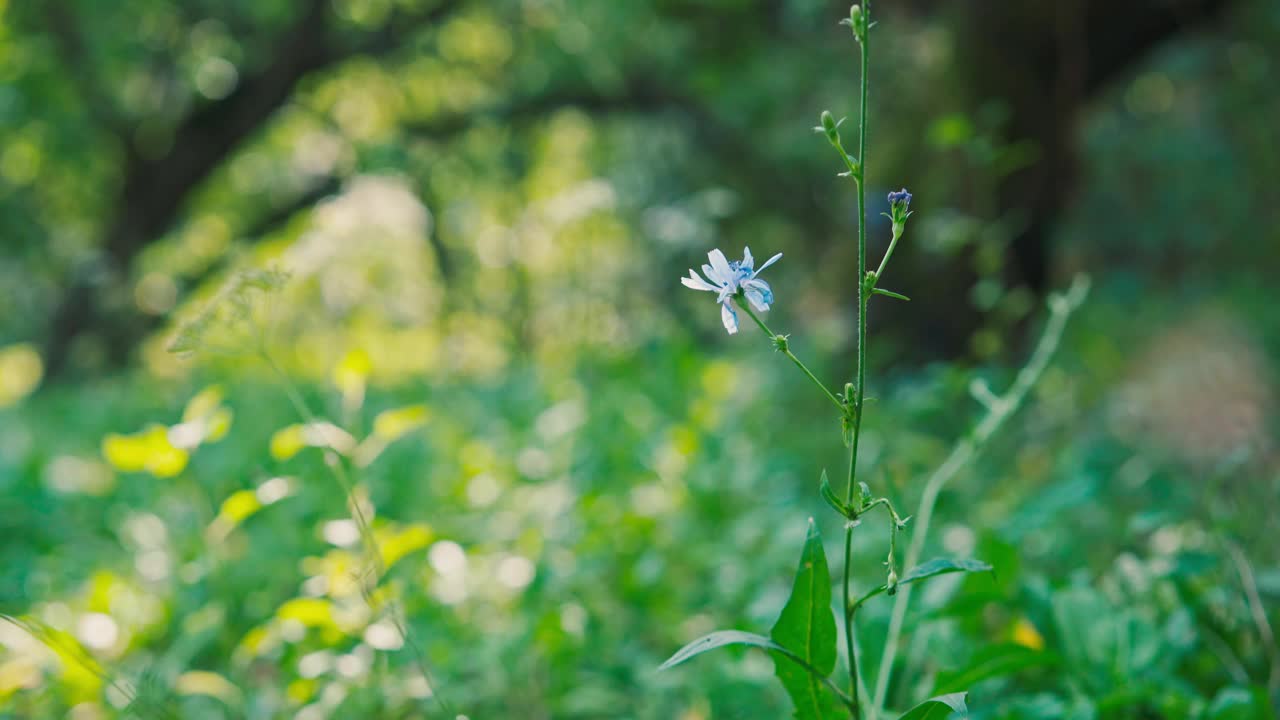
[872, 226, 903, 282]
[842, 3, 872, 717]
[738, 299, 845, 412]
[869, 276, 1089, 714]
[1226, 541, 1280, 699]
[260, 350, 452, 718]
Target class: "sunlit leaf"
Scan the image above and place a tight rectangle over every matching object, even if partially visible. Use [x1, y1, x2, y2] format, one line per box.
[372, 404, 429, 442]
[174, 670, 242, 707]
[275, 598, 334, 628]
[1011, 617, 1045, 650]
[269, 424, 307, 461]
[102, 433, 148, 473]
[354, 404, 429, 466]
[1, 615, 105, 699]
[205, 408, 233, 443]
[377, 523, 434, 568]
[102, 425, 189, 478]
[182, 385, 224, 423]
[899, 691, 968, 719]
[270, 422, 356, 461]
[287, 678, 319, 704]
[0, 343, 44, 407]
[333, 349, 372, 406]
[771, 518, 839, 720]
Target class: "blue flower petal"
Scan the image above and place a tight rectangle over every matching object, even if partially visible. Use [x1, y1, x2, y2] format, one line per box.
[720, 301, 739, 334]
[707, 249, 733, 286]
[754, 253, 783, 275]
[681, 270, 718, 292]
[743, 279, 773, 311]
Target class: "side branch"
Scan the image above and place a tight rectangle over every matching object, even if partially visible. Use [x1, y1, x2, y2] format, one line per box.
[870, 274, 1090, 714]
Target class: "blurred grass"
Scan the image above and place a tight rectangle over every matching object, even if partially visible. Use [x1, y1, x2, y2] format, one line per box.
[2, 270, 1278, 717]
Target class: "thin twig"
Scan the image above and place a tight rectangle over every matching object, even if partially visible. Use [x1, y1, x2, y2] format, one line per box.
[1226, 540, 1280, 699]
[738, 299, 845, 412]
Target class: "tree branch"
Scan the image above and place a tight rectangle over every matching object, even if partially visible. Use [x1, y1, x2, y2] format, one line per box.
[43, 0, 123, 133]
[43, 0, 466, 376]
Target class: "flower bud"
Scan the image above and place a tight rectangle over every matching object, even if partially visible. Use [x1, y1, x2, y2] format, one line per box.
[887, 188, 912, 214]
[820, 110, 839, 144]
[841, 5, 864, 40]
[887, 188, 913, 235]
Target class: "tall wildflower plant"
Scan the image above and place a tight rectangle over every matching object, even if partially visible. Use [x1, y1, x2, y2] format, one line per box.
[169, 269, 454, 718]
[662, 4, 1089, 719]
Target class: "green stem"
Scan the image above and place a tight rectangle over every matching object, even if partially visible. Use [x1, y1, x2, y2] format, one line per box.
[843, 4, 871, 718]
[872, 226, 903, 283]
[737, 298, 845, 412]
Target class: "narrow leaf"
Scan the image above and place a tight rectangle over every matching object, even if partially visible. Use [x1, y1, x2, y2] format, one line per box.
[900, 558, 992, 585]
[899, 691, 969, 719]
[852, 558, 993, 612]
[771, 518, 839, 720]
[659, 630, 783, 671]
[872, 288, 911, 301]
[819, 471, 849, 518]
[659, 630, 855, 715]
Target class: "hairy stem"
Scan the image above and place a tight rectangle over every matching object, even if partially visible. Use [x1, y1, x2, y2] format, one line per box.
[869, 276, 1089, 714]
[843, 4, 872, 717]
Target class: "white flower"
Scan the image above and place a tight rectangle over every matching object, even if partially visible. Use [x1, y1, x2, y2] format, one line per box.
[680, 247, 781, 334]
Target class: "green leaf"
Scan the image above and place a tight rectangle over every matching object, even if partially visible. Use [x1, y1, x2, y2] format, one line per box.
[899, 692, 969, 719]
[770, 518, 839, 720]
[819, 471, 850, 518]
[658, 630, 784, 671]
[1207, 686, 1270, 720]
[853, 558, 993, 611]
[872, 287, 911, 302]
[901, 558, 993, 585]
[932, 643, 1059, 695]
[659, 630, 854, 716]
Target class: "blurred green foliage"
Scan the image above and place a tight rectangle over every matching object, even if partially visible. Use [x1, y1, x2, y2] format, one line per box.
[0, 0, 1278, 718]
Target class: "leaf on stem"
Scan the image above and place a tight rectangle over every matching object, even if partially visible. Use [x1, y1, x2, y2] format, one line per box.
[658, 630, 786, 670]
[872, 288, 911, 302]
[899, 692, 969, 719]
[819, 470, 851, 518]
[900, 558, 992, 585]
[852, 558, 992, 612]
[771, 518, 839, 720]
